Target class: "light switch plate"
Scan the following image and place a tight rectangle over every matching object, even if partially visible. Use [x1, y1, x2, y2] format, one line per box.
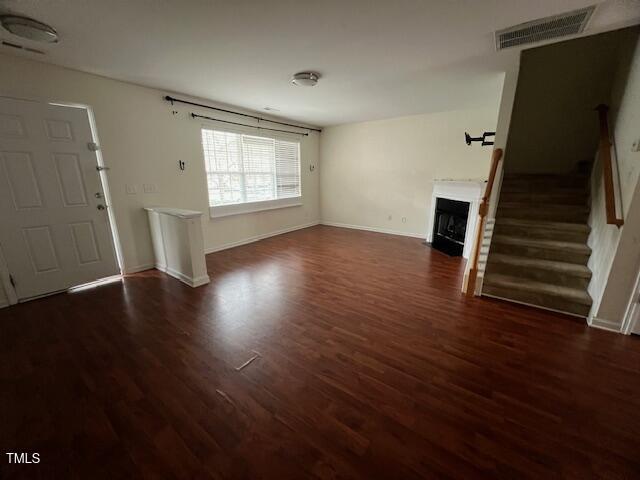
[143, 183, 158, 194]
[125, 184, 137, 195]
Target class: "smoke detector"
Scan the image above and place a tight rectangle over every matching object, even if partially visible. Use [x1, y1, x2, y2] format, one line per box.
[0, 15, 58, 43]
[291, 72, 320, 87]
[495, 6, 595, 51]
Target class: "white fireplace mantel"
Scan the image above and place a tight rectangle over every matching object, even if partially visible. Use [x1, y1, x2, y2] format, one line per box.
[426, 179, 486, 259]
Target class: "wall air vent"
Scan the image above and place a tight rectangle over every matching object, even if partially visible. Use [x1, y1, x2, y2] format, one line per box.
[495, 6, 595, 51]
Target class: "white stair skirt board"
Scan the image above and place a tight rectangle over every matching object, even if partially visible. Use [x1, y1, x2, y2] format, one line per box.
[482, 293, 588, 319]
[621, 268, 640, 335]
[146, 208, 210, 288]
[205, 222, 320, 254]
[426, 180, 485, 259]
[320, 222, 425, 239]
[588, 316, 623, 333]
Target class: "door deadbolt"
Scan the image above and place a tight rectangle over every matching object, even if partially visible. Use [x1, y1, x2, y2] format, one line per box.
[97, 204, 106, 210]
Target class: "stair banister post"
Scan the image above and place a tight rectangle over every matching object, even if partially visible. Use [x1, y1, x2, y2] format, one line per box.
[466, 148, 503, 297]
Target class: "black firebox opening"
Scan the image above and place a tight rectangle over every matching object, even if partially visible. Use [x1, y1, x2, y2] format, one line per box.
[431, 198, 470, 257]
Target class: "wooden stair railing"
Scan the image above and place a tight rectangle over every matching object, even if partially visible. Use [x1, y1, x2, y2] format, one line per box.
[596, 104, 624, 227]
[466, 148, 503, 297]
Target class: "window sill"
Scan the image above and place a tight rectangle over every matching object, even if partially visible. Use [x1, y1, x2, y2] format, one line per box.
[209, 196, 303, 218]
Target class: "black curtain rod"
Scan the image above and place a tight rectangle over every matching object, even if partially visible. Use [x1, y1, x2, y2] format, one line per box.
[191, 113, 309, 136]
[165, 95, 321, 133]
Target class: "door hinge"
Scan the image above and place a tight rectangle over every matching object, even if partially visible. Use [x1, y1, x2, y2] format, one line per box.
[88, 142, 100, 151]
[9, 274, 16, 288]
[96, 165, 110, 171]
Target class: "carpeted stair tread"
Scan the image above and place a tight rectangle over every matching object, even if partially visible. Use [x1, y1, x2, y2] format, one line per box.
[501, 174, 589, 187]
[498, 202, 589, 214]
[483, 273, 592, 306]
[500, 192, 589, 205]
[491, 234, 591, 254]
[487, 253, 592, 278]
[486, 172, 593, 317]
[495, 218, 590, 233]
[496, 203, 589, 223]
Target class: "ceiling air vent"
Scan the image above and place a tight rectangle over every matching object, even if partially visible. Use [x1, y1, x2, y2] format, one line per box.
[495, 6, 595, 51]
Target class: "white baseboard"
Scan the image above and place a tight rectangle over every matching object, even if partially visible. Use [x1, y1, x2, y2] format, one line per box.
[588, 316, 623, 333]
[122, 263, 155, 274]
[320, 221, 425, 239]
[205, 221, 320, 254]
[156, 264, 210, 288]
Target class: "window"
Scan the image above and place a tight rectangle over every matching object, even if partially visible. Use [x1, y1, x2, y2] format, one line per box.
[201, 128, 302, 217]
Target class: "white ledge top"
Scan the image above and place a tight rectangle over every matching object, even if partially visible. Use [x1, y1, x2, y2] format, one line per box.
[144, 207, 203, 219]
[432, 178, 487, 183]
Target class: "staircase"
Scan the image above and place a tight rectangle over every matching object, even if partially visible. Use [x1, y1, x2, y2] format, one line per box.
[483, 173, 593, 317]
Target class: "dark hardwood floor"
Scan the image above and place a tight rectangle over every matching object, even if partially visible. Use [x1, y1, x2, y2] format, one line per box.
[1, 225, 639, 479]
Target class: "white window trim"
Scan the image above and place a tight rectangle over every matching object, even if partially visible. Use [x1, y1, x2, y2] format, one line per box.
[210, 196, 302, 218]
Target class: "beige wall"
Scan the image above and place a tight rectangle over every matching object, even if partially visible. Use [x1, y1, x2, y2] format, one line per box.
[505, 32, 623, 175]
[589, 29, 640, 328]
[319, 104, 501, 237]
[0, 53, 320, 306]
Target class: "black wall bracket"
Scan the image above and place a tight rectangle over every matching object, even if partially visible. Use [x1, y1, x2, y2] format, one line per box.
[465, 131, 495, 146]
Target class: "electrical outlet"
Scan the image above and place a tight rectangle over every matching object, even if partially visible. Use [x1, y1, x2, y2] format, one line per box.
[402, 217, 407, 223]
[143, 183, 158, 194]
[125, 184, 137, 195]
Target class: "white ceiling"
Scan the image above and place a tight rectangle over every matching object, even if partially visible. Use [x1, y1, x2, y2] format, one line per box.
[1, 0, 639, 126]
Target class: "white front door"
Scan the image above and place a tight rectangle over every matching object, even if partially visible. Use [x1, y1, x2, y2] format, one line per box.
[0, 97, 119, 300]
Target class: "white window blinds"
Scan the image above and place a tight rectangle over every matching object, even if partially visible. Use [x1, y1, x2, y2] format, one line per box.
[201, 128, 301, 208]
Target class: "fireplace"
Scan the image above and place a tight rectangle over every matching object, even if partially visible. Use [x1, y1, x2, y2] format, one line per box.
[426, 180, 484, 259]
[431, 198, 470, 257]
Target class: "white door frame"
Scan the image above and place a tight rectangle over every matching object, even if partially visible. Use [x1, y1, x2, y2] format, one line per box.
[622, 266, 640, 335]
[0, 95, 123, 306]
[0, 242, 18, 307]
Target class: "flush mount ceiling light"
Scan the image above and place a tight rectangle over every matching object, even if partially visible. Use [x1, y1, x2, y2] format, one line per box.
[0, 15, 58, 43]
[291, 72, 320, 87]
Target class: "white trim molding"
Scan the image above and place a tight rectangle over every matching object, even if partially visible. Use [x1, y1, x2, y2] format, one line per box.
[121, 263, 155, 275]
[320, 221, 425, 239]
[621, 267, 640, 335]
[206, 221, 319, 254]
[483, 293, 588, 319]
[210, 197, 302, 219]
[146, 208, 210, 288]
[0, 242, 18, 306]
[588, 316, 623, 333]
[154, 265, 210, 288]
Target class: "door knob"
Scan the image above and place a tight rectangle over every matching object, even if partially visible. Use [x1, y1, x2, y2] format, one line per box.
[97, 204, 106, 210]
